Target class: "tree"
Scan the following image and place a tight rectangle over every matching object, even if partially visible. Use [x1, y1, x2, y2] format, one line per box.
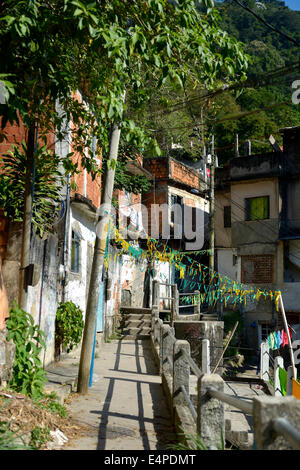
[0, 0, 250, 392]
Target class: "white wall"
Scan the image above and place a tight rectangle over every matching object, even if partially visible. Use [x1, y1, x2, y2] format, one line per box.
[65, 204, 96, 319]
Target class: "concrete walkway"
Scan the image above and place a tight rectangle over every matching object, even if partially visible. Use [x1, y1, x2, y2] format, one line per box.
[58, 339, 176, 450]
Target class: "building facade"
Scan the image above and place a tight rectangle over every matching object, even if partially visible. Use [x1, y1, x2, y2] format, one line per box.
[215, 126, 300, 349]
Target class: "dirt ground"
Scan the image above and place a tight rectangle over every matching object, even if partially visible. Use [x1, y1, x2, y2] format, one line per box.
[0, 388, 89, 450]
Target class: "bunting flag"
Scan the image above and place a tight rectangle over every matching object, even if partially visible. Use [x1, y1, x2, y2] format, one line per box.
[104, 224, 282, 310]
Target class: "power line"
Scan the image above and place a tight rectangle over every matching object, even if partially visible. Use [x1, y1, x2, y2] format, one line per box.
[230, 0, 300, 47]
[149, 99, 293, 133]
[147, 60, 300, 119]
[216, 190, 300, 265]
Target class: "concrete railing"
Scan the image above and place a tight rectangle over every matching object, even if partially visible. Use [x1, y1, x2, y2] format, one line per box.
[150, 291, 300, 450]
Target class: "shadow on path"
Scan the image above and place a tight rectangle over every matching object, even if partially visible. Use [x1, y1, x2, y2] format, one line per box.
[93, 339, 176, 450]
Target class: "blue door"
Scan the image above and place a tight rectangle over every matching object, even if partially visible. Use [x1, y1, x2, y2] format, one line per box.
[96, 280, 104, 332]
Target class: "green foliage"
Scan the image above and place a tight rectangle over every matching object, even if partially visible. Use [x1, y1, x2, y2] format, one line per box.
[212, 0, 300, 163]
[0, 419, 32, 450]
[55, 301, 84, 353]
[0, 0, 249, 167]
[29, 426, 50, 450]
[6, 302, 48, 400]
[37, 392, 67, 418]
[0, 141, 63, 237]
[170, 426, 226, 450]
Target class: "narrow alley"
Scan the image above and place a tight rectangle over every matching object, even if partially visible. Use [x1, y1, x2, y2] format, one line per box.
[62, 339, 177, 451]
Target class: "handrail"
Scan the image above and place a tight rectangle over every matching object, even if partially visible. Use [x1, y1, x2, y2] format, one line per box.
[207, 387, 253, 415]
[181, 385, 197, 422]
[180, 346, 203, 378]
[152, 283, 300, 450]
[179, 304, 198, 308]
[178, 292, 200, 296]
[272, 417, 300, 450]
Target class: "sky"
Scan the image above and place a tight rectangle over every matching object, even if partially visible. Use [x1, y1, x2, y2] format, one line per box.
[284, 0, 300, 10]
[215, 1, 300, 10]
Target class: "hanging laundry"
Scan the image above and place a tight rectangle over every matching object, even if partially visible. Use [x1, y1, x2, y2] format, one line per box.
[274, 331, 281, 349]
[282, 330, 288, 347]
[268, 332, 276, 350]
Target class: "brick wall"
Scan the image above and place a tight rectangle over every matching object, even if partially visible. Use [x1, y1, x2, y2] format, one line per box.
[0, 118, 27, 155]
[241, 255, 274, 284]
[143, 157, 168, 179]
[143, 157, 200, 190]
[170, 159, 199, 190]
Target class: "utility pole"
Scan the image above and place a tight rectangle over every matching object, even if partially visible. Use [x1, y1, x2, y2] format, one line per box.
[19, 121, 37, 310]
[209, 134, 215, 279]
[77, 93, 125, 394]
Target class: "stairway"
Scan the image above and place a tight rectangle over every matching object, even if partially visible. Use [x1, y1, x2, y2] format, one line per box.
[200, 312, 219, 321]
[120, 306, 152, 340]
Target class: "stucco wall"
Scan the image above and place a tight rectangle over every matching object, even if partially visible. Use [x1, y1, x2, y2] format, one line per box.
[65, 204, 96, 318]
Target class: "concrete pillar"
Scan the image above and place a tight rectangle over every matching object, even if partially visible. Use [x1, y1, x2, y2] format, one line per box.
[171, 284, 179, 323]
[274, 356, 284, 396]
[173, 340, 190, 407]
[197, 374, 225, 449]
[202, 339, 210, 374]
[260, 340, 270, 382]
[161, 324, 174, 376]
[152, 280, 159, 307]
[253, 396, 300, 450]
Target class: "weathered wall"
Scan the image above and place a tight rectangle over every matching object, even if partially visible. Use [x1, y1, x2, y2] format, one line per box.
[174, 321, 224, 375]
[215, 191, 232, 249]
[217, 248, 241, 282]
[64, 203, 96, 319]
[1, 221, 60, 366]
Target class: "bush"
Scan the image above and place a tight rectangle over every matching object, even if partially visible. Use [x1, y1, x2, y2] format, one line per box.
[6, 302, 48, 400]
[55, 301, 84, 354]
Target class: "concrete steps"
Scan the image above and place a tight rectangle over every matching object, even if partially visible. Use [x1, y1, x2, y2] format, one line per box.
[120, 306, 152, 340]
[201, 314, 218, 321]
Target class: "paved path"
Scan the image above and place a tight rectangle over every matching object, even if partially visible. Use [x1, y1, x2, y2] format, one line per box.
[63, 339, 177, 450]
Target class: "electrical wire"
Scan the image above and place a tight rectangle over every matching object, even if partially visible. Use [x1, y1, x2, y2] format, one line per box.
[146, 60, 300, 119]
[230, 0, 300, 47]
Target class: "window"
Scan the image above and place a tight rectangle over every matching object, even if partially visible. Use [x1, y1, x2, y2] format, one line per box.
[245, 196, 269, 221]
[224, 205, 231, 228]
[170, 194, 183, 224]
[71, 230, 80, 273]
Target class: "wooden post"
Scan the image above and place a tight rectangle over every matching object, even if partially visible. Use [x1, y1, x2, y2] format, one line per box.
[279, 294, 297, 379]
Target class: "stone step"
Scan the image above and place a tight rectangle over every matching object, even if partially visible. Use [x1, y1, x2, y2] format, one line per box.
[123, 320, 151, 328]
[122, 314, 152, 321]
[201, 315, 218, 321]
[122, 327, 151, 337]
[120, 306, 152, 315]
[121, 335, 151, 340]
